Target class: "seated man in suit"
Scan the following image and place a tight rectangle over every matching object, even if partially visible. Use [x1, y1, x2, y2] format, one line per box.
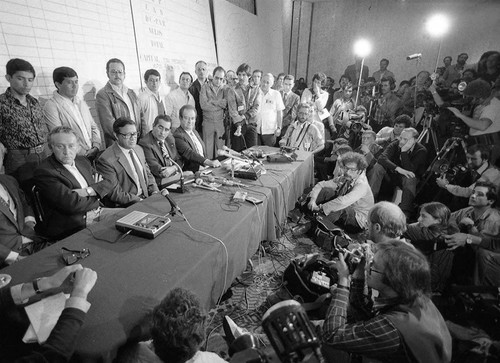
[139, 114, 188, 188]
[34, 126, 117, 240]
[0, 174, 42, 267]
[174, 105, 221, 172]
[97, 118, 159, 207]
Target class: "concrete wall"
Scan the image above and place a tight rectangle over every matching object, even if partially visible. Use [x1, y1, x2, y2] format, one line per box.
[286, 0, 500, 85]
[213, 0, 284, 74]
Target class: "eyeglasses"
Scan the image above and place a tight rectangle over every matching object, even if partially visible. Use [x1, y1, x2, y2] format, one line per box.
[109, 70, 124, 75]
[61, 247, 91, 265]
[343, 166, 359, 172]
[118, 132, 138, 139]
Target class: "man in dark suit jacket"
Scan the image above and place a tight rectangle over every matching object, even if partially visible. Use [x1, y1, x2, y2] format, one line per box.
[280, 75, 301, 137]
[368, 127, 428, 217]
[96, 58, 145, 147]
[34, 127, 114, 240]
[189, 60, 208, 134]
[174, 105, 221, 172]
[139, 115, 185, 188]
[0, 174, 39, 267]
[97, 117, 159, 207]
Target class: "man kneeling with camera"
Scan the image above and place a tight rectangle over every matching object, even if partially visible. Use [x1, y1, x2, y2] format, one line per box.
[322, 240, 452, 362]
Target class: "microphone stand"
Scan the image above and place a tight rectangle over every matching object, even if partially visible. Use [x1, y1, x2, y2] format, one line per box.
[167, 157, 185, 193]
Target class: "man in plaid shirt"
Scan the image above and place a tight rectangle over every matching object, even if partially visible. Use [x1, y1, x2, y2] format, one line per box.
[322, 240, 452, 362]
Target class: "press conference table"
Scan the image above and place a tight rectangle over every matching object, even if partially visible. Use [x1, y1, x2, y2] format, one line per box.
[1, 147, 314, 362]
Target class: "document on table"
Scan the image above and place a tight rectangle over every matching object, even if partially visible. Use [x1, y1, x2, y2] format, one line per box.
[23, 293, 69, 344]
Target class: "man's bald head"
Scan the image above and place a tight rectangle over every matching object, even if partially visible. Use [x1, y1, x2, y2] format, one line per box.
[368, 202, 407, 243]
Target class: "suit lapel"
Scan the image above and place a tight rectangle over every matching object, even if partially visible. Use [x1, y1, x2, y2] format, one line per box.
[113, 144, 138, 187]
[0, 180, 22, 230]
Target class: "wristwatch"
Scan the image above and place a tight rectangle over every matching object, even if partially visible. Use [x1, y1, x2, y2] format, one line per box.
[32, 278, 42, 294]
[86, 187, 93, 196]
[466, 235, 473, 245]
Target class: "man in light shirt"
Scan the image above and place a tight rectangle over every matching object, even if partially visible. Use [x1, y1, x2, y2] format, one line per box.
[34, 126, 117, 240]
[96, 58, 145, 147]
[138, 69, 166, 133]
[165, 72, 195, 131]
[258, 73, 285, 146]
[43, 67, 101, 160]
[279, 103, 324, 154]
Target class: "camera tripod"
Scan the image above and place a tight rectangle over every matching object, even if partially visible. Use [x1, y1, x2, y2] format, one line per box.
[417, 111, 440, 155]
[416, 137, 468, 196]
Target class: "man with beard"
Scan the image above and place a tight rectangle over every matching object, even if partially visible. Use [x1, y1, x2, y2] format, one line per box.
[307, 151, 373, 233]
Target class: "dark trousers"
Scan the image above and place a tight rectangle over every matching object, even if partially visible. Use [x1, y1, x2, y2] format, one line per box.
[231, 123, 257, 152]
[368, 162, 418, 216]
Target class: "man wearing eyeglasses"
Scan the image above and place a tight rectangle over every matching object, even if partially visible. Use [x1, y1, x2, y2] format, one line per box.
[96, 117, 159, 207]
[96, 58, 145, 147]
[322, 240, 451, 362]
[307, 151, 373, 233]
[34, 126, 118, 240]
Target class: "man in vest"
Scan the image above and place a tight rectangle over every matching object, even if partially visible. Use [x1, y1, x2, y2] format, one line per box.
[322, 240, 452, 362]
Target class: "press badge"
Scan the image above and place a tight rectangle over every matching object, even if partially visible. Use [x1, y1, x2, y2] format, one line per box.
[237, 105, 245, 112]
[304, 142, 311, 150]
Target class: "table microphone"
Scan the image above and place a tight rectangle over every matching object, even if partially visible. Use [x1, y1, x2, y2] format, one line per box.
[161, 189, 183, 215]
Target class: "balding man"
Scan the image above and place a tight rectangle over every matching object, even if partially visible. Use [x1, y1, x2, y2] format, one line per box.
[258, 74, 285, 146]
[189, 60, 209, 134]
[366, 201, 407, 243]
[369, 128, 427, 218]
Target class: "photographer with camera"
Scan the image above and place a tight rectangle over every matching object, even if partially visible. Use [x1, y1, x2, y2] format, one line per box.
[307, 152, 373, 233]
[447, 79, 500, 164]
[321, 240, 451, 362]
[436, 144, 500, 198]
[370, 76, 403, 132]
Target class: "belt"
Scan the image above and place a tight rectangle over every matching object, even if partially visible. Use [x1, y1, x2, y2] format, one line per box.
[10, 143, 46, 154]
[468, 132, 500, 146]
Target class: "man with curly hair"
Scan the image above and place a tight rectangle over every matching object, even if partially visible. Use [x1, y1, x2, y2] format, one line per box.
[120, 288, 225, 363]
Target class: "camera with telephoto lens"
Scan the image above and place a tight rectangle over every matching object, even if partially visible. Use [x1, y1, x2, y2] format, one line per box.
[332, 239, 365, 274]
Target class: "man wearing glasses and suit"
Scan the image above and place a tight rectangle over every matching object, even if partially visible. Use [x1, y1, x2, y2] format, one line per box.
[97, 117, 158, 207]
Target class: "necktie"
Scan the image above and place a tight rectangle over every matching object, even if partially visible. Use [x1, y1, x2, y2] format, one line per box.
[189, 131, 203, 156]
[156, 98, 165, 115]
[159, 141, 171, 164]
[129, 150, 148, 197]
[0, 193, 16, 220]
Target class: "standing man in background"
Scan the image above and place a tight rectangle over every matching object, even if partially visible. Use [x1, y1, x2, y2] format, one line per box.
[189, 61, 208, 134]
[0, 58, 49, 189]
[96, 58, 144, 147]
[200, 66, 227, 159]
[165, 72, 195, 131]
[258, 73, 284, 146]
[43, 66, 101, 160]
[138, 69, 166, 133]
[280, 75, 300, 138]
